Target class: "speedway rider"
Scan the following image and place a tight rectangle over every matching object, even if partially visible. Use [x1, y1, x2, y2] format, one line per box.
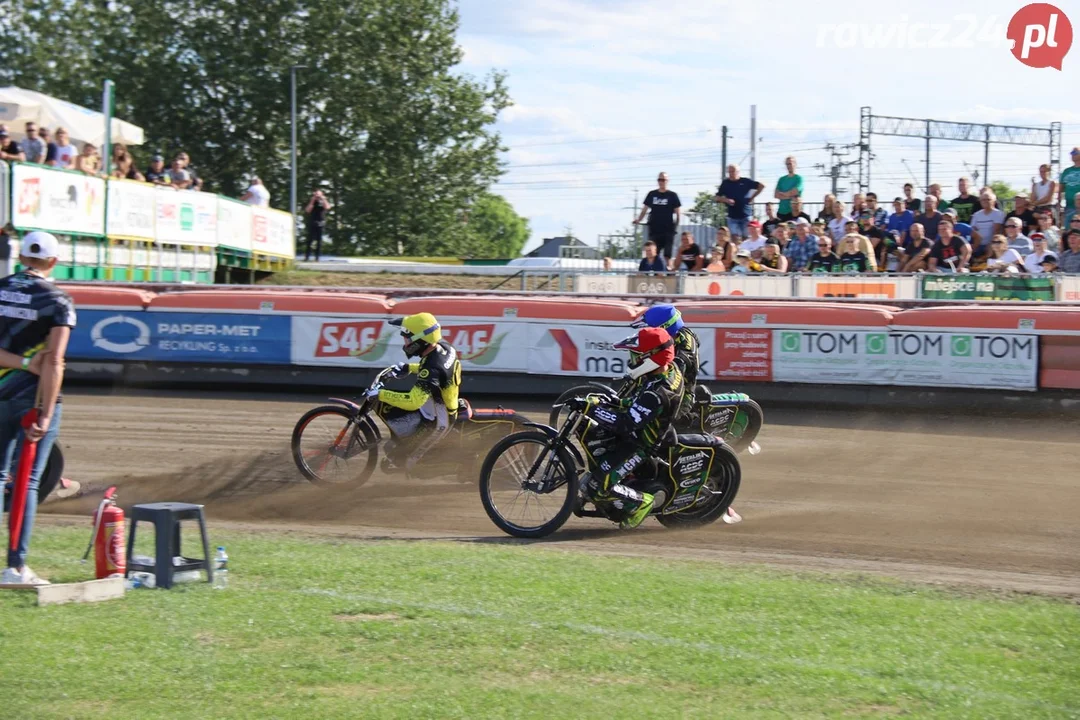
[371, 312, 461, 470]
[569, 327, 683, 530]
[631, 304, 700, 413]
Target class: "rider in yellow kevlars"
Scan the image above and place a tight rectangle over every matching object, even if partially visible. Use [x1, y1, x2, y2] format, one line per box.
[371, 312, 462, 471]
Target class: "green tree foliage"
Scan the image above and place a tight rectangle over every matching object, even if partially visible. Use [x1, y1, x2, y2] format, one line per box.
[988, 181, 1018, 201]
[0, 0, 513, 256]
[689, 190, 726, 226]
[460, 192, 529, 258]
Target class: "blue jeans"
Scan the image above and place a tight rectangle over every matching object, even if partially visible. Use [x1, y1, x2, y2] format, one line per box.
[1, 389, 62, 569]
[726, 216, 749, 239]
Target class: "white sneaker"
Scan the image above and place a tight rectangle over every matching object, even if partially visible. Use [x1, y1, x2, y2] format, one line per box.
[1, 566, 50, 585]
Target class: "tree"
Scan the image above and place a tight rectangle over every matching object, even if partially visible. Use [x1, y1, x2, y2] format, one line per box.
[689, 190, 726, 227]
[0, 0, 511, 257]
[989, 181, 1018, 201]
[461, 192, 529, 258]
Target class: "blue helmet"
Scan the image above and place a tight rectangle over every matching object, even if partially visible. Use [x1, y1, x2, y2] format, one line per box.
[632, 304, 684, 335]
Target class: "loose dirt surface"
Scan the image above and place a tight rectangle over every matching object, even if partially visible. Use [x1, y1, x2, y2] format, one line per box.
[46, 388, 1080, 597]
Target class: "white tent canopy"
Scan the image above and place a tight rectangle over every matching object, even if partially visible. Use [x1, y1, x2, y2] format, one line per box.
[0, 86, 144, 147]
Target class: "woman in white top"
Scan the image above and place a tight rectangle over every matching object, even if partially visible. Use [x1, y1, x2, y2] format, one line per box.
[1031, 164, 1057, 212]
[984, 235, 1023, 273]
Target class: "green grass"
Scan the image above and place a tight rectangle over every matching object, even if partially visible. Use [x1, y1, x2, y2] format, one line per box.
[2, 526, 1078, 719]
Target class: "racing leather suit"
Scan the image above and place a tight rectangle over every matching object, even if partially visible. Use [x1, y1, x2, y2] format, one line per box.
[580, 364, 683, 514]
[619, 327, 699, 420]
[378, 340, 461, 467]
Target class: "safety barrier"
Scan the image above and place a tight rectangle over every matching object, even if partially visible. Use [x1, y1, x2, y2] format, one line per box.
[59, 287, 1080, 392]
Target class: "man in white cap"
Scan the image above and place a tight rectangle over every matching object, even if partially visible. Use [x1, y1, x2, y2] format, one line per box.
[0, 232, 76, 585]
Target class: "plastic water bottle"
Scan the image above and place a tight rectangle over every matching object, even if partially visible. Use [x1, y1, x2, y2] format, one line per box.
[212, 546, 228, 590]
[125, 571, 156, 590]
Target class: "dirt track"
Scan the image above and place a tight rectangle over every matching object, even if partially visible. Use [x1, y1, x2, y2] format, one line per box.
[46, 388, 1080, 596]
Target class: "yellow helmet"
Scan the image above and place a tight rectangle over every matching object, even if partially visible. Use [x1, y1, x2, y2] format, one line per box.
[390, 312, 442, 357]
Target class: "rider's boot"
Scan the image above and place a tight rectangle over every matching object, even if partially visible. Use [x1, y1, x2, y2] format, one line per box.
[607, 483, 654, 530]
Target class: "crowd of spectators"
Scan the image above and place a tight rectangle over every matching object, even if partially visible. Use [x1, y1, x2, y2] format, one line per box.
[633, 148, 1080, 276]
[0, 121, 271, 208]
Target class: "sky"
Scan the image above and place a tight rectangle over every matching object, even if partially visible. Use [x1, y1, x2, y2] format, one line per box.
[455, 0, 1080, 253]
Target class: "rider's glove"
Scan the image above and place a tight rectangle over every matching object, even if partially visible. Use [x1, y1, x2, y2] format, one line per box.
[387, 362, 408, 379]
[565, 397, 589, 412]
[366, 387, 381, 400]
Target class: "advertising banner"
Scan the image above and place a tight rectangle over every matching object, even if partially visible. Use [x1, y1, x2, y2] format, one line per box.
[106, 179, 155, 240]
[1057, 275, 1080, 302]
[920, 275, 1055, 301]
[714, 329, 772, 382]
[628, 273, 678, 295]
[155, 188, 218, 246]
[11, 163, 105, 236]
[683, 274, 793, 297]
[251, 207, 295, 258]
[574, 274, 628, 294]
[67, 310, 292, 364]
[217, 198, 252, 252]
[799, 275, 918, 300]
[770, 329, 1038, 390]
[531, 323, 664, 378]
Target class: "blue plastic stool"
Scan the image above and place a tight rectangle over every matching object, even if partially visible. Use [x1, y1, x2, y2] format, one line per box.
[125, 502, 214, 589]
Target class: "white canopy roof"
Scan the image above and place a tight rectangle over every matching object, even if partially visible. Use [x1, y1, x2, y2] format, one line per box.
[0, 86, 145, 147]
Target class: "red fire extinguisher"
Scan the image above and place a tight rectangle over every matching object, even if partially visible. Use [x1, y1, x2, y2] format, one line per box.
[82, 487, 125, 579]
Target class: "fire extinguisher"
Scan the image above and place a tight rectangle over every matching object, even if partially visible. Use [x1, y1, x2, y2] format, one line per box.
[82, 486, 125, 579]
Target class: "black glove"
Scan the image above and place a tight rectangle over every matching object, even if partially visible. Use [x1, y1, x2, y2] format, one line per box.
[564, 397, 589, 412]
[387, 362, 408, 379]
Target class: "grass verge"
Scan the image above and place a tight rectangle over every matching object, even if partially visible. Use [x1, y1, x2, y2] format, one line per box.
[2, 525, 1077, 719]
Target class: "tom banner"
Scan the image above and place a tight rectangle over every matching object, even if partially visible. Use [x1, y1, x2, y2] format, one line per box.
[67, 311, 291, 364]
[921, 276, 1055, 301]
[11, 162, 106, 235]
[769, 329, 1038, 390]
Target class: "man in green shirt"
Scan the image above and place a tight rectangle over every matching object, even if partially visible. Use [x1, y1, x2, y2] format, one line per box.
[774, 156, 803, 218]
[1060, 147, 1080, 225]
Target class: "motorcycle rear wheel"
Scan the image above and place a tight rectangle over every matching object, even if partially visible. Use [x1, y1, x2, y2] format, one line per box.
[723, 400, 763, 455]
[292, 406, 379, 486]
[656, 444, 741, 529]
[479, 431, 579, 538]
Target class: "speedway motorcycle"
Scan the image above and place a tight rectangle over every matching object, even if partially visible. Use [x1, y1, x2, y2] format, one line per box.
[292, 366, 528, 486]
[479, 403, 741, 539]
[549, 381, 763, 455]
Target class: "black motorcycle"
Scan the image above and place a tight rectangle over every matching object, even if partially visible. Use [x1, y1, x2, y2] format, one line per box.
[478, 404, 741, 538]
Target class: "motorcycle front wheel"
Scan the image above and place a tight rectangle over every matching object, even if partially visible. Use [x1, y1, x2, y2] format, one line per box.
[292, 406, 379, 486]
[479, 431, 579, 538]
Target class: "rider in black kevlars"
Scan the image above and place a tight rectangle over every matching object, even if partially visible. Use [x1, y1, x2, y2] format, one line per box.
[630, 303, 700, 416]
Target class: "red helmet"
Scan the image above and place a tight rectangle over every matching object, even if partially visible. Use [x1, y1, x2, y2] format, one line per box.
[615, 327, 675, 379]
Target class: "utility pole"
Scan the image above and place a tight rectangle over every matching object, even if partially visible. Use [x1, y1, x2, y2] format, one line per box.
[720, 125, 729, 180]
[290, 64, 307, 240]
[813, 143, 861, 198]
[749, 105, 757, 180]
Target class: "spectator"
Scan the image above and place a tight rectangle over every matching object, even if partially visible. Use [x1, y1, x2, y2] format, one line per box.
[602, 257, 613, 272]
[780, 197, 811, 223]
[0, 231, 75, 586]
[1071, 213, 1080, 237]
[303, 189, 333, 261]
[950, 177, 980, 223]
[19, 122, 46, 164]
[784, 218, 816, 272]
[176, 152, 204, 191]
[827, 201, 852, 242]
[1003, 216, 1033, 255]
[1031, 163, 1057, 214]
[1022, 234, 1053, 274]
[772, 224, 791, 252]
[638, 240, 666, 272]
[740, 219, 767, 259]
[634, 172, 681, 263]
[1035, 211, 1061, 251]
[928, 219, 970, 273]
[672, 231, 704, 272]
[858, 211, 890, 270]
[850, 193, 867, 218]
[902, 183, 922, 212]
[0, 127, 25, 161]
[1059, 230, 1080, 273]
[145, 155, 170, 185]
[1007, 193, 1037, 233]
[761, 202, 782, 238]
[915, 196, 943, 240]
[758, 239, 789, 273]
[928, 183, 949, 212]
[811, 218, 828, 239]
[971, 192, 1005, 247]
[39, 127, 56, 166]
[845, 218, 877, 271]
[807, 236, 840, 273]
[817, 193, 837, 223]
[866, 192, 888, 226]
[73, 143, 101, 175]
[111, 150, 144, 181]
[715, 164, 764, 240]
[1060, 147, 1080, 226]
[899, 222, 933, 272]
[887, 197, 915, 240]
[166, 158, 193, 190]
[241, 176, 271, 207]
[774, 155, 803, 219]
[943, 208, 972, 241]
[838, 235, 869, 273]
[110, 143, 128, 171]
[708, 227, 736, 271]
[50, 128, 76, 169]
[1039, 254, 1058, 273]
[985, 235, 1024, 273]
[731, 248, 754, 274]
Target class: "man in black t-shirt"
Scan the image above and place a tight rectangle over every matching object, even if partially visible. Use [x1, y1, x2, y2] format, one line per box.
[1006, 194, 1038, 234]
[715, 164, 765, 240]
[0, 232, 76, 586]
[673, 232, 703, 272]
[634, 173, 682, 262]
[304, 189, 334, 261]
[807, 236, 841, 273]
[899, 222, 933, 272]
[0, 126, 25, 162]
[950, 177, 980, 224]
[927, 219, 971, 273]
